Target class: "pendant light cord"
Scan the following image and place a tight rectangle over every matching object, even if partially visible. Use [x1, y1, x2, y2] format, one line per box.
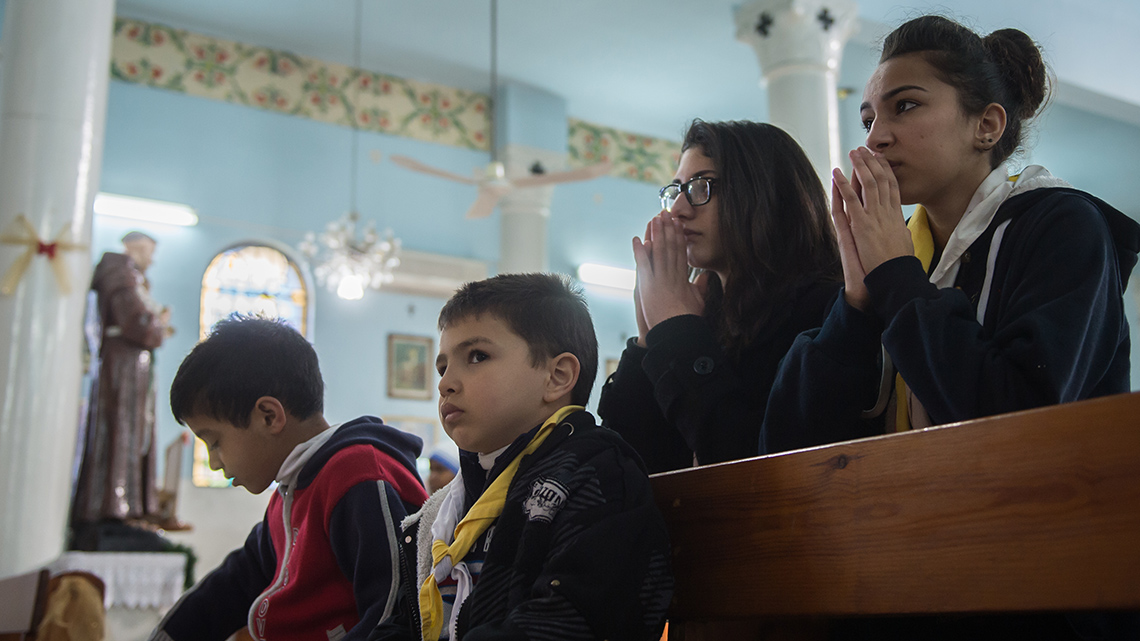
[350, 0, 362, 215]
[489, 0, 497, 162]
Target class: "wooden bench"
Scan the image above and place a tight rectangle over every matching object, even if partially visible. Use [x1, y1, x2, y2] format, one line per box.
[650, 392, 1140, 639]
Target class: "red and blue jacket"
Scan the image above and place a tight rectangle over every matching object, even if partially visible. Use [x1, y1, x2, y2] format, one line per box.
[151, 417, 430, 641]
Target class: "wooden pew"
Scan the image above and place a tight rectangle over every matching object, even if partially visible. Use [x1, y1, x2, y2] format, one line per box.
[650, 392, 1140, 639]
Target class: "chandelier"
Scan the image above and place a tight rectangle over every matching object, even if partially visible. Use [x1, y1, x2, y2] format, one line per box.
[299, 212, 400, 300]
[299, 0, 400, 300]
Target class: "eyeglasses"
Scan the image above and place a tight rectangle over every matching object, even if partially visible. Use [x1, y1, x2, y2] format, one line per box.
[659, 176, 717, 212]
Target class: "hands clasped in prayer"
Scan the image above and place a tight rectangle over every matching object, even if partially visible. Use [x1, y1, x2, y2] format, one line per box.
[632, 213, 710, 345]
[830, 147, 914, 311]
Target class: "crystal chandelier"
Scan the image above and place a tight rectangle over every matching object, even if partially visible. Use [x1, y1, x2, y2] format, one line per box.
[299, 0, 400, 300]
[299, 213, 400, 300]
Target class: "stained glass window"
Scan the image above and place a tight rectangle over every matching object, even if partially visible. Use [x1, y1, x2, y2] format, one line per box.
[193, 244, 309, 488]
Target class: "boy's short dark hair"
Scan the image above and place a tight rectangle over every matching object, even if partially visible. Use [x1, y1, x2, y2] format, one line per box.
[439, 273, 599, 406]
[170, 315, 324, 427]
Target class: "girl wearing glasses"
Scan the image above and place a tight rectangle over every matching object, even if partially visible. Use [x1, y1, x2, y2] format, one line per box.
[762, 16, 1139, 454]
[597, 119, 842, 472]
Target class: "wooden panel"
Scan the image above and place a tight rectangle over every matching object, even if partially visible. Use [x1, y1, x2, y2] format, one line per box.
[651, 392, 1140, 620]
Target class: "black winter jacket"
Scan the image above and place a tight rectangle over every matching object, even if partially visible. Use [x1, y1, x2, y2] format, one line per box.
[762, 187, 1140, 454]
[369, 409, 673, 641]
[598, 279, 840, 473]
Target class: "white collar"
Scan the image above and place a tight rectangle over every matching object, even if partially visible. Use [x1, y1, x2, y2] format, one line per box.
[275, 423, 339, 493]
[929, 164, 1069, 288]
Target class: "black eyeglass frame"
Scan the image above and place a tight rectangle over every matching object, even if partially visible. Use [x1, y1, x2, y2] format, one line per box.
[659, 176, 717, 212]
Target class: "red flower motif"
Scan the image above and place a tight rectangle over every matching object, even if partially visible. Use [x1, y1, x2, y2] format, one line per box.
[151, 67, 163, 80]
[380, 81, 391, 93]
[584, 135, 594, 143]
[441, 99, 451, 109]
[643, 138, 651, 147]
[438, 117, 449, 128]
[311, 94, 322, 105]
[309, 73, 318, 82]
[216, 50, 228, 63]
[360, 112, 370, 124]
[420, 94, 431, 104]
[127, 64, 138, 76]
[360, 76, 371, 88]
[152, 31, 165, 45]
[329, 95, 338, 105]
[601, 139, 610, 147]
[276, 97, 288, 108]
[194, 71, 205, 82]
[628, 167, 638, 176]
[421, 114, 431, 124]
[214, 72, 225, 84]
[329, 75, 338, 85]
[601, 155, 610, 162]
[474, 102, 485, 113]
[474, 132, 485, 142]
[127, 26, 140, 39]
[626, 135, 636, 144]
[255, 92, 267, 104]
[195, 47, 205, 60]
[379, 117, 390, 127]
[585, 151, 594, 160]
[280, 61, 293, 73]
[255, 57, 268, 68]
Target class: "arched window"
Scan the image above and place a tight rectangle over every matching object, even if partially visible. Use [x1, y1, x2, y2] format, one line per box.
[193, 243, 309, 487]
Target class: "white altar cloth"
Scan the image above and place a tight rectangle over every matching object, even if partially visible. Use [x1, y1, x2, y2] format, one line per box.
[50, 551, 186, 610]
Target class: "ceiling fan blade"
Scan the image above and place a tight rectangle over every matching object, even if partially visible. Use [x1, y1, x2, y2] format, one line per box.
[389, 154, 479, 185]
[510, 160, 614, 188]
[465, 186, 510, 219]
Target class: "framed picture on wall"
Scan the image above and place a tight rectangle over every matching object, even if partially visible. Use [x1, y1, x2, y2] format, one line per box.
[384, 415, 440, 450]
[388, 334, 434, 400]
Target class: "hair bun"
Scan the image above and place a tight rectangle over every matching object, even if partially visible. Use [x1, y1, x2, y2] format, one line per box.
[983, 28, 1047, 120]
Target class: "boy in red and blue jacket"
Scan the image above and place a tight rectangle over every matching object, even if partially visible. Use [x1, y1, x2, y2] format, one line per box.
[149, 316, 429, 641]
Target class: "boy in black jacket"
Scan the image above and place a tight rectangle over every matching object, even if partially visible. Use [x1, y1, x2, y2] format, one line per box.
[371, 273, 672, 641]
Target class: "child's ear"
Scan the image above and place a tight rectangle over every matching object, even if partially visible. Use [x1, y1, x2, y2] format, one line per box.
[544, 353, 580, 404]
[252, 396, 288, 435]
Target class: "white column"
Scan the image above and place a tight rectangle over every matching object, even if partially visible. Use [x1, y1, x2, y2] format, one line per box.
[735, 0, 857, 187]
[0, 0, 115, 575]
[496, 144, 563, 274]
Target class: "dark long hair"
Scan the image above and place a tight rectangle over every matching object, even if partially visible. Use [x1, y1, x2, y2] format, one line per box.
[682, 120, 841, 354]
[881, 15, 1049, 168]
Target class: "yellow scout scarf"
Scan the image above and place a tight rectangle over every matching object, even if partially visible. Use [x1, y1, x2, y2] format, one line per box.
[418, 404, 582, 641]
[893, 208, 935, 431]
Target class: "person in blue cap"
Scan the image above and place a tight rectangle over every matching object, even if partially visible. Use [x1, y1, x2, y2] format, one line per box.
[426, 443, 459, 494]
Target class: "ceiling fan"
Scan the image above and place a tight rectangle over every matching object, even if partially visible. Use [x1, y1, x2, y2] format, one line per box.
[387, 0, 612, 219]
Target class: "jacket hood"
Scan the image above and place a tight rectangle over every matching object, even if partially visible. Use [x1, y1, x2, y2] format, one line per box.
[1004, 188, 1140, 290]
[295, 415, 424, 490]
[1100, 199, 1140, 288]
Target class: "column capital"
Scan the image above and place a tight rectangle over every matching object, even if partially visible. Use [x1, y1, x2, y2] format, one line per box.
[734, 0, 859, 81]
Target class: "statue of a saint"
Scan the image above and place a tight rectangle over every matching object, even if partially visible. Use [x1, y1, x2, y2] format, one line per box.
[70, 231, 178, 548]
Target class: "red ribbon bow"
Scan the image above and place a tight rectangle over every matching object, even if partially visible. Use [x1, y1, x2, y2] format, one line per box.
[36, 241, 58, 260]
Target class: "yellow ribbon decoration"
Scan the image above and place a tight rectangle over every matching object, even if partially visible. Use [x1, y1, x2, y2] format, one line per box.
[893, 206, 934, 432]
[0, 215, 87, 296]
[419, 404, 582, 641]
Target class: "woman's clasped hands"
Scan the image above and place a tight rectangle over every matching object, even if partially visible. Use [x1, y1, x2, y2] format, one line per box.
[631, 212, 709, 346]
[830, 147, 914, 311]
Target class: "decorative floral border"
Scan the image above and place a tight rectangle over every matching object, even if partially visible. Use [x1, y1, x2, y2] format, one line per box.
[111, 18, 490, 150]
[110, 18, 678, 183]
[568, 118, 681, 186]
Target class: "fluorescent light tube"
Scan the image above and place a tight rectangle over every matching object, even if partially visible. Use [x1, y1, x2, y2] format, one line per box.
[577, 263, 635, 291]
[94, 193, 199, 227]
